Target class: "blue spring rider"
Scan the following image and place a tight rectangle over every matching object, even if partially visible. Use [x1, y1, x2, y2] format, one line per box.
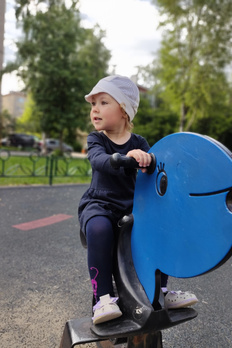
[60, 132, 232, 348]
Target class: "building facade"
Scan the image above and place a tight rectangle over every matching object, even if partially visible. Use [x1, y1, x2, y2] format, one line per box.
[2, 91, 27, 118]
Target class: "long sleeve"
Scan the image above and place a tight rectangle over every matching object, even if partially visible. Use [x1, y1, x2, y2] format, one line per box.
[87, 132, 125, 175]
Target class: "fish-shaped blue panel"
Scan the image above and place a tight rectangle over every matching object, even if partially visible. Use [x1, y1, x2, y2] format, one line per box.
[131, 133, 232, 303]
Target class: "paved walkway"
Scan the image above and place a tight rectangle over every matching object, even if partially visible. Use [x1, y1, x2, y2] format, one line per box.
[0, 185, 231, 347]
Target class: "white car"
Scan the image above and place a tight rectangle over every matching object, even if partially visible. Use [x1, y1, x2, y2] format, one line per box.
[38, 139, 73, 153]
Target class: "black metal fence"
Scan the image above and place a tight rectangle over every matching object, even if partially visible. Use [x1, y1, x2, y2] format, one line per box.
[0, 150, 91, 185]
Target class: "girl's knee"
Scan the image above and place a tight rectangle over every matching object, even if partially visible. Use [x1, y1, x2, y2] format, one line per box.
[86, 216, 114, 242]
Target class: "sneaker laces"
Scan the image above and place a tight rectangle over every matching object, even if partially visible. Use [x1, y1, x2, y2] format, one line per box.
[93, 297, 119, 312]
[169, 291, 183, 295]
[168, 291, 191, 295]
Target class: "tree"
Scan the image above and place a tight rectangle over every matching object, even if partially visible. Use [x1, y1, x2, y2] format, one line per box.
[17, 93, 41, 134]
[191, 89, 232, 150]
[133, 92, 179, 146]
[13, 0, 111, 150]
[0, 109, 16, 139]
[152, 0, 232, 135]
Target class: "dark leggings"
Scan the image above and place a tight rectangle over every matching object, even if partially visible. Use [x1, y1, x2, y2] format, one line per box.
[86, 215, 168, 303]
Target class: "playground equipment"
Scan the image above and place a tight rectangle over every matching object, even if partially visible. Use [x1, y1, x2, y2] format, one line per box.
[60, 132, 232, 348]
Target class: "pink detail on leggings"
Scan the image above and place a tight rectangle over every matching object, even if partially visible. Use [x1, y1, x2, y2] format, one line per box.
[90, 267, 99, 301]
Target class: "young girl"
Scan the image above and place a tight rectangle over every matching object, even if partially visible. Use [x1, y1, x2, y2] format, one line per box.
[78, 75, 198, 325]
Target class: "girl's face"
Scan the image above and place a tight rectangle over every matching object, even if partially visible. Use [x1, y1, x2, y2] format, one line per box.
[90, 93, 126, 132]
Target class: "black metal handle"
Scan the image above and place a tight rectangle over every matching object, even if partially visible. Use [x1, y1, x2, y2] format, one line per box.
[110, 153, 156, 175]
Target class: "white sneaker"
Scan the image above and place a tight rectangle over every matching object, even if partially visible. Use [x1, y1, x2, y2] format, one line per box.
[164, 291, 198, 309]
[92, 294, 122, 325]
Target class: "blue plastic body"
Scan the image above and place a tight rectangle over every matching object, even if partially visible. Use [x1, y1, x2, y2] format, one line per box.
[131, 132, 232, 303]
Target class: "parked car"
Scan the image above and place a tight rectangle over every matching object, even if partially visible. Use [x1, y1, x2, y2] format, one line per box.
[32, 136, 41, 149]
[38, 139, 73, 153]
[6, 133, 36, 148]
[1, 138, 9, 146]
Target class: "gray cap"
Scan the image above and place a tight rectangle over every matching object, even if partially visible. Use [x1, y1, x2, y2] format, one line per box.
[85, 75, 140, 121]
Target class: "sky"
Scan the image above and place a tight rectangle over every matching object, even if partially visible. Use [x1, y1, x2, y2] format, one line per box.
[2, 0, 162, 95]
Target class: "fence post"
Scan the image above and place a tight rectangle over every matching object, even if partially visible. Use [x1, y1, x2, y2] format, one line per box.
[49, 156, 54, 185]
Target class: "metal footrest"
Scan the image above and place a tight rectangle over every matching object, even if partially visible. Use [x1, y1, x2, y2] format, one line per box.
[59, 308, 197, 348]
[91, 308, 197, 338]
[59, 317, 104, 348]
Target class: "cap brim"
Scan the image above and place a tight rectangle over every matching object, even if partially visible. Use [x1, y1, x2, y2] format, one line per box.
[85, 86, 108, 102]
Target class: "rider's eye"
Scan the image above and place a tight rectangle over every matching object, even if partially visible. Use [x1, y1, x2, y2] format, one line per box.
[156, 163, 168, 196]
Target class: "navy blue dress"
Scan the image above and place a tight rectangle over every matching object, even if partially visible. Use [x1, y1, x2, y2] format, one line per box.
[78, 131, 150, 233]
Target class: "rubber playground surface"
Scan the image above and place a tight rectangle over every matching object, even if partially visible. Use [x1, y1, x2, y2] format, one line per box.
[0, 185, 231, 347]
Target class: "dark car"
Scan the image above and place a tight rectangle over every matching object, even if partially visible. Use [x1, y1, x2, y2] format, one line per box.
[7, 133, 35, 148]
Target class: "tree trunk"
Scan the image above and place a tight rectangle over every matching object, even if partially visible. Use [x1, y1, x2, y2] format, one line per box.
[0, 0, 6, 128]
[179, 101, 186, 132]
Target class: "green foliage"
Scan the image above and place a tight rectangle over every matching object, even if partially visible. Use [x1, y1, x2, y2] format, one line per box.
[147, 0, 232, 149]
[8, 0, 232, 152]
[133, 95, 179, 146]
[0, 62, 19, 80]
[191, 99, 232, 151]
[62, 127, 83, 152]
[0, 109, 16, 136]
[13, 0, 110, 146]
[16, 94, 41, 134]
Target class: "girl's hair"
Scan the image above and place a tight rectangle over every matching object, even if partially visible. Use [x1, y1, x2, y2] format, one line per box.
[120, 105, 134, 131]
[126, 115, 134, 131]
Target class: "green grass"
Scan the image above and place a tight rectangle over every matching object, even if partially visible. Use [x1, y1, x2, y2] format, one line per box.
[0, 154, 91, 186]
[0, 146, 36, 152]
[0, 176, 91, 186]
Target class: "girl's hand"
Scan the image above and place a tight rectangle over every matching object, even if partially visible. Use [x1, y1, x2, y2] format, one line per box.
[126, 150, 152, 173]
